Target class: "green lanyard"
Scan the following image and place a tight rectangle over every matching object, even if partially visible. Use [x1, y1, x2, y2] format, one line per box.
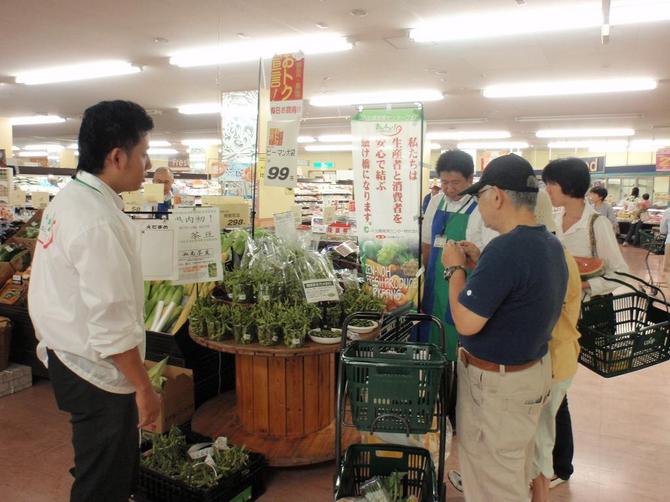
[73, 176, 103, 195]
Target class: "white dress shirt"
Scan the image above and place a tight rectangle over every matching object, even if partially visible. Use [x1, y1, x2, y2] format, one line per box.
[29, 171, 145, 394]
[421, 192, 496, 250]
[554, 202, 629, 297]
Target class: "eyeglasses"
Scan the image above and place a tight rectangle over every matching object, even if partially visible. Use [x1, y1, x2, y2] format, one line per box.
[475, 186, 494, 200]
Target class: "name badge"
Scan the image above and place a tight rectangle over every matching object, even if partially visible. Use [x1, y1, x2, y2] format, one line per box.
[433, 235, 446, 248]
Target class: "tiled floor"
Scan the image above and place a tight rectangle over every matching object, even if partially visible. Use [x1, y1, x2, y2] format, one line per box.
[1, 246, 669, 501]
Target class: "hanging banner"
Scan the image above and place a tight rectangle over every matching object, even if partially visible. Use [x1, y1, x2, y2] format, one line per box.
[580, 156, 605, 173]
[656, 149, 670, 172]
[220, 91, 258, 199]
[352, 108, 422, 311]
[171, 207, 223, 285]
[270, 52, 304, 120]
[265, 120, 299, 188]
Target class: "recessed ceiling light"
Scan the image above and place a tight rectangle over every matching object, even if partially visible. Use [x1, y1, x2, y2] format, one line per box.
[484, 77, 657, 98]
[169, 34, 351, 67]
[10, 115, 66, 126]
[536, 128, 635, 138]
[14, 60, 141, 85]
[350, 8, 368, 17]
[310, 89, 443, 107]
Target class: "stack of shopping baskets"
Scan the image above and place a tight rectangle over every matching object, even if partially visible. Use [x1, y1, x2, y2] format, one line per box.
[334, 312, 453, 502]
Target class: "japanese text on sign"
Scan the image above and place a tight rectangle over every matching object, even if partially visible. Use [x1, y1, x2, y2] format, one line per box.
[270, 53, 304, 102]
[171, 207, 223, 285]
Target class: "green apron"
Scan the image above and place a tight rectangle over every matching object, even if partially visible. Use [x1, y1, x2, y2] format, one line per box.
[427, 197, 475, 360]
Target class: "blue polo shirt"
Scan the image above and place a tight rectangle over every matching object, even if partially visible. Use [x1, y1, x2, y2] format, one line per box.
[458, 225, 568, 365]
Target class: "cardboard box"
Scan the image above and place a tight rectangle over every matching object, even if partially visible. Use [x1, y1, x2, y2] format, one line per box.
[0, 363, 32, 398]
[143, 360, 194, 433]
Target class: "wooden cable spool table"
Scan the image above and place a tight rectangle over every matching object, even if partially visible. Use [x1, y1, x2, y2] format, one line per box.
[190, 334, 360, 466]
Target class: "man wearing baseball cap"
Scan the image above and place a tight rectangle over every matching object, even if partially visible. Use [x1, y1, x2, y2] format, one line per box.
[441, 154, 568, 501]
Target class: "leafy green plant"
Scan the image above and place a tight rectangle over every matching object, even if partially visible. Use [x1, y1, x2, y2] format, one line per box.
[230, 303, 254, 344]
[255, 302, 282, 346]
[280, 303, 310, 348]
[222, 269, 254, 302]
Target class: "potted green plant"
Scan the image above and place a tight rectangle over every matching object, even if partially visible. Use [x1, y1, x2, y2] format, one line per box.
[255, 302, 282, 346]
[230, 302, 254, 344]
[280, 304, 310, 348]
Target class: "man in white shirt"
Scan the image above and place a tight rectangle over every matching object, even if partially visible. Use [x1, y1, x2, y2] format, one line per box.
[29, 100, 161, 501]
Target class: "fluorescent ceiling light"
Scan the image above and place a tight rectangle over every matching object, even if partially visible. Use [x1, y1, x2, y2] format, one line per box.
[149, 140, 171, 147]
[24, 143, 63, 152]
[409, 1, 670, 43]
[11, 146, 20, 151]
[18, 150, 48, 157]
[457, 141, 529, 150]
[429, 143, 442, 150]
[515, 113, 644, 122]
[66, 143, 78, 149]
[148, 148, 179, 155]
[548, 140, 629, 149]
[297, 136, 316, 144]
[181, 139, 222, 146]
[310, 89, 443, 107]
[170, 34, 351, 67]
[537, 128, 634, 138]
[484, 77, 657, 98]
[10, 115, 66, 126]
[318, 134, 352, 143]
[304, 144, 353, 152]
[427, 130, 510, 140]
[628, 139, 670, 151]
[15, 60, 141, 85]
[178, 103, 220, 115]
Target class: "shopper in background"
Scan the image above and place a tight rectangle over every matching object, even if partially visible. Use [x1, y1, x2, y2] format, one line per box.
[442, 154, 567, 502]
[530, 249, 581, 502]
[623, 193, 651, 246]
[660, 206, 670, 285]
[153, 166, 176, 211]
[588, 186, 618, 233]
[29, 100, 160, 502]
[419, 149, 492, 359]
[422, 182, 440, 215]
[619, 186, 640, 212]
[542, 157, 629, 489]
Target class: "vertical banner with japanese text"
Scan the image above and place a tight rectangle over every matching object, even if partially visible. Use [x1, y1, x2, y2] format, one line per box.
[220, 91, 258, 199]
[270, 52, 304, 120]
[352, 108, 422, 310]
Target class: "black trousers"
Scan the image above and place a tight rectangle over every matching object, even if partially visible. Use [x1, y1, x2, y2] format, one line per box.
[553, 394, 575, 480]
[47, 350, 139, 502]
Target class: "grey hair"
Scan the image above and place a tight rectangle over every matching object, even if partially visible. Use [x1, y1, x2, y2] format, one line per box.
[503, 175, 538, 211]
[153, 166, 174, 180]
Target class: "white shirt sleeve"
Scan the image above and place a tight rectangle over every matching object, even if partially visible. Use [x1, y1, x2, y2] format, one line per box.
[466, 207, 484, 250]
[587, 215, 630, 296]
[422, 194, 441, 244]
[69, 223, 144, 359]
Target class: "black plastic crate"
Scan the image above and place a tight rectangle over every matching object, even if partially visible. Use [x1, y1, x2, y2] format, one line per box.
[136, 428, 265, 502]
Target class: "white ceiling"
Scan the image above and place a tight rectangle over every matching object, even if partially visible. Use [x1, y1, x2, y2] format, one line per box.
[2, 0, 669, 148]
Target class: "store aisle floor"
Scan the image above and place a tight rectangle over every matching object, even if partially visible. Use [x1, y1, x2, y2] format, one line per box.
[1, 247, 668, 501]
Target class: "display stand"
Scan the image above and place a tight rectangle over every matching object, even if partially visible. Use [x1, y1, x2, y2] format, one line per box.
[189, 335, 360, 466]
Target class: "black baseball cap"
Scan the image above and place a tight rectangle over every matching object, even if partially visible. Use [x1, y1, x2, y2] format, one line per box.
[459, 153, 538, 196]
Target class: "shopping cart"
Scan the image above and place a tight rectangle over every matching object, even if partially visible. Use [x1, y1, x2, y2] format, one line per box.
[639, 229, 666, 294]
[578, 271, 670, 377]
[334, 312, 452, 502]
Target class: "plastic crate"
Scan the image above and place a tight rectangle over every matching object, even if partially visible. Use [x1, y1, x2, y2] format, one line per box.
[578, 292, 670, 377]
[334, 444, 438, 502]
[136, 428, 265, 502]
[341, 341, 446, 434]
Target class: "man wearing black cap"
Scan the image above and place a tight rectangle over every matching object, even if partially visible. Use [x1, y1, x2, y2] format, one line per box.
[441, 154, 568, 501]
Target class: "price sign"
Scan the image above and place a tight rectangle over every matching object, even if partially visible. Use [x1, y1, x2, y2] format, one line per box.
[143, 183, 165, 203]
[265, 120, 298, 188]
[202, 195, 250, 229]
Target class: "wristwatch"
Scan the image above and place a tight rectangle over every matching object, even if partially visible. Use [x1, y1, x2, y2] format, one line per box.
[443, 265, 467, 281]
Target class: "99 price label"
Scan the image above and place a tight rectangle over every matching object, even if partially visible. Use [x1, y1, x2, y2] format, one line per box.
[264, 164, 296, 187]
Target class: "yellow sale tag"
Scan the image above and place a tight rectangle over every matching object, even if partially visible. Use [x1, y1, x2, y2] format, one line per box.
[202, 196, 250, 228]
[143, 183, 165, 203]
[31, 191, 50, 209]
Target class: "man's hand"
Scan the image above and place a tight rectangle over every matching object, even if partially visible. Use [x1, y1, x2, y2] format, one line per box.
[442, 240, 466, 268]
[136, 386, 162, 429]
[458, 241, 481, 269]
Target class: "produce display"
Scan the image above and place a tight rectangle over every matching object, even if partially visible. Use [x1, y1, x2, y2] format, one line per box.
[141, 427, 249, 490]
[189, 231, 385, 348]
[143, 280, 215, 334]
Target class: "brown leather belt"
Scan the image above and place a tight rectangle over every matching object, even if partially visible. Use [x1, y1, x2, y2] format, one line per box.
[459, 348, 540, 373]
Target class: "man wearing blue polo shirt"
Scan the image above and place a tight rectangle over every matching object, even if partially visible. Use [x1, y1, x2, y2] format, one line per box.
[441, 154, 568, 501]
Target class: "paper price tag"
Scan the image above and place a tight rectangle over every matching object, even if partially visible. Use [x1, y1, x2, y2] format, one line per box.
[143, 183, 165, 203]
[303, 279, 339, 303]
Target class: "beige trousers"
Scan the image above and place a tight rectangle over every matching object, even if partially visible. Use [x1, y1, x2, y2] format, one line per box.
[457, 351, 552, 502]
